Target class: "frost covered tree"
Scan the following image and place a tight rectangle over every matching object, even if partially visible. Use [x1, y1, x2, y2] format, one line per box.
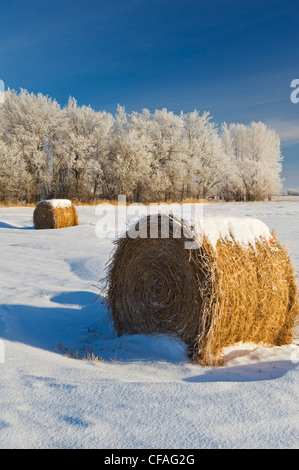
[0, 139, 27, 202]
[105, 106, 154, 201]
[147, 108, 186, 200]
[221, 122, 283, 201]
[63, 97, 114, 201]
[0, 89, 63, 202]
[182, 110, 229, 199]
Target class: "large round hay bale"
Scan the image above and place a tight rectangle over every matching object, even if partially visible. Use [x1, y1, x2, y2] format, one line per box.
[107, 214, 299, 366]
[34, 199, 79, 229]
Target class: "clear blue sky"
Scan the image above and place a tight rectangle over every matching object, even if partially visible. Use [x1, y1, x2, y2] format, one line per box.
[0, 0, 298, 188]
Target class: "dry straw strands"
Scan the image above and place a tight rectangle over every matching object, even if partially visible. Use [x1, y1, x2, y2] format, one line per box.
[107, 214, 299, 366]
[34, 199, 79, 229]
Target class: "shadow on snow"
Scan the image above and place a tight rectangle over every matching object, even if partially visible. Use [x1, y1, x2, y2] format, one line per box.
[0, 290, 298, 382]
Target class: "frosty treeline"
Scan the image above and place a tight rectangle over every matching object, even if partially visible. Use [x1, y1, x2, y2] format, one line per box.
[0, 89, 283, 203]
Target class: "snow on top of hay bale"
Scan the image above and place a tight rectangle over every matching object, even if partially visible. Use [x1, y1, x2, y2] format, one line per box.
[127, 211, 272, 249]
[198, 216, 272, 248]
[44, 199, 73, 208]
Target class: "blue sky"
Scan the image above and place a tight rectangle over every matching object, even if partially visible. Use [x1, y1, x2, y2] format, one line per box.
[0, 0, 298, 188]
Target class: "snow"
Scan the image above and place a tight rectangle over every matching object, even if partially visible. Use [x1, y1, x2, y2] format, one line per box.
[0, 201, 298, 449]
[199, 215, 272, 248]
[44, 199, 73, 208]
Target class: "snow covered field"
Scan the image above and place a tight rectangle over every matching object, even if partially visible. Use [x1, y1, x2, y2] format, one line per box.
[0, 201, 298, 449]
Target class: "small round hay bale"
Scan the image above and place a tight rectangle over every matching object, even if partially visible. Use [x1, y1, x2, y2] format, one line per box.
[107, 214, 299, 366]
[34, 199, 79, 229]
